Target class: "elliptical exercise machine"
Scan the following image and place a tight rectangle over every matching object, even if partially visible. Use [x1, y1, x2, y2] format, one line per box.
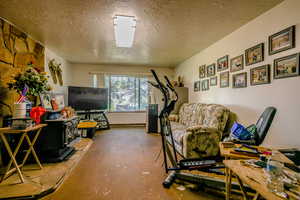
[149, 70, 218, 188]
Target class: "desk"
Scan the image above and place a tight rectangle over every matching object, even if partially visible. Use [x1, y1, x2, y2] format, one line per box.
[224, 160, 288, 200]
[220, 142, 293, 200]
[219, 142, 291, 162]
[0, 124, 46, 183]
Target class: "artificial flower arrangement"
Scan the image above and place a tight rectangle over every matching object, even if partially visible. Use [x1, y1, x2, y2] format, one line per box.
[7, 63, 52, 98]
[6, 62, 51, 124]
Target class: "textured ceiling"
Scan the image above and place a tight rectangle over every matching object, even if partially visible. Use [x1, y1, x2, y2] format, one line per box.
[0, 0, 283, 67]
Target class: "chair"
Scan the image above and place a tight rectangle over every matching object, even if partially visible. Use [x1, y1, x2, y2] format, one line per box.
[254, 107, 277, 145]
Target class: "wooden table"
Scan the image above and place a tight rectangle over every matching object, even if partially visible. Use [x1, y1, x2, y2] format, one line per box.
[219, 142, 291, 162]
[220, 142, 265, 160]
[224, 160, 287, 200]
[220, 142, 293, 200]
[0, 124, 47, 183]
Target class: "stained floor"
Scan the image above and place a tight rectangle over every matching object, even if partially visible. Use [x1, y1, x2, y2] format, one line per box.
[42, 127, 221, 200]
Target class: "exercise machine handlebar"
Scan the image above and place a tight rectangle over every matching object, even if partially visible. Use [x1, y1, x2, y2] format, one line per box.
[164, 76, 178, 101]
[147, 81, 159, 89]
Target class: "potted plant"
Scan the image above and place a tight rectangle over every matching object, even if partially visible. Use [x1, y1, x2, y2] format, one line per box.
[7, 63, 52, 106]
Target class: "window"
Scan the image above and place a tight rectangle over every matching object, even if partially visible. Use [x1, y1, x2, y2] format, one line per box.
[92, 74, 97, 88]
[104, 75, 148, 112]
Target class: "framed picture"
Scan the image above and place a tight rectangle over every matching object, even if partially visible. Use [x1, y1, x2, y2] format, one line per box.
[274, 53, 300, 79]
[230, 55, 244, 72]
[202, 79, 209, 91]
[207, 63, 216, 77]
[53, 93, 65, 110]
[220, 71, 229, 88]
[217, 55, 229, 72]
[197, 81, 201, 91]
[39, 93, 53, 110]
[269, 25, 295, 55]
[194, 81, 198, 92]
[210, 76, 217, 86]
[232, 72, 247, 88]
[199, 65, 206, 78]
[245, 43, 264, 66]
[250, 65, 271, 86]
[194, 81, 201, 92]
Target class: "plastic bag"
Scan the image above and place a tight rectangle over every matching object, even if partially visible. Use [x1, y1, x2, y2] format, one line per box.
[231, 122, 255, 140]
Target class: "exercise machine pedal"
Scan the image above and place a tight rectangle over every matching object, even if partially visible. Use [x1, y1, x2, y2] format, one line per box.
[163, 171, 177, 188]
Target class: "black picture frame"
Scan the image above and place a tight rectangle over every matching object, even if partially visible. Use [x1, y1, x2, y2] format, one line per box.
[207, 63, 216, 77]
[194, 81, 199, 92]
[202, 79, 209, 91]
[197, 81, 201, 91]
[245, 43, 264, 66]
[199, 65, 206, 79]
[210, 76, 217, 86]
[230, 55, 244, 72]
[217, 55, 229, 72]
[232, 72, 247, 88]
[250, 65, 271, 86]
[269, 25, 295, 55]
[220, 71, 229, 88]
[274, 53, 300, 79]
[194, 81, 201, 92]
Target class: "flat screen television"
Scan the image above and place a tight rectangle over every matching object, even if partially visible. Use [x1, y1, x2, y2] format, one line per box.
[68, 86, 108, 111]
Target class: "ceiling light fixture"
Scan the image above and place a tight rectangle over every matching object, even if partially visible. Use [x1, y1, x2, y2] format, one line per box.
[113, 15, 136, 48]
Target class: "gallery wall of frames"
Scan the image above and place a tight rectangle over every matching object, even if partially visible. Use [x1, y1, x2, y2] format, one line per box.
[194, 25, 298, 92]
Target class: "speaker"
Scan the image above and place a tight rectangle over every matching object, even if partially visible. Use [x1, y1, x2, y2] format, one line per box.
[147, 104, 158, 133]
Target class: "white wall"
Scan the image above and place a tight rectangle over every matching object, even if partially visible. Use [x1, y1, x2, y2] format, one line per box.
[69, 63, 174, 124]
[175, 0, 300, 148]
[69, 63, 174, 88]
[45, 48, 71, 94]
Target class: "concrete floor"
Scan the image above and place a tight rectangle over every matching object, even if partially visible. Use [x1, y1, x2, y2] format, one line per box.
[42, 127, 222, 200]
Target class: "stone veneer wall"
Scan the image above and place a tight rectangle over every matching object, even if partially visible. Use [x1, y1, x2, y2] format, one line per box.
[0, 18, 45, 126]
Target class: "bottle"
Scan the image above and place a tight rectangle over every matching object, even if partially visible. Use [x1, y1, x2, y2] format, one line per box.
[265, 151, 284, 194]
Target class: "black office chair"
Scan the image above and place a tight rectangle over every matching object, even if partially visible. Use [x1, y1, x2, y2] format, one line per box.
[254, 106, 277, 145]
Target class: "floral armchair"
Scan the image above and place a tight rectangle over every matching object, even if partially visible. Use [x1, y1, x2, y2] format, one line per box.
[169, 103, 232, 158]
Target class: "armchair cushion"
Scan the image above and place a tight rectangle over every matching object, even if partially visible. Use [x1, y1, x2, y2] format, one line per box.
[170, 122, 222, 158]
[183, 126, 222, 158]
[170, 122, 187, 145]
